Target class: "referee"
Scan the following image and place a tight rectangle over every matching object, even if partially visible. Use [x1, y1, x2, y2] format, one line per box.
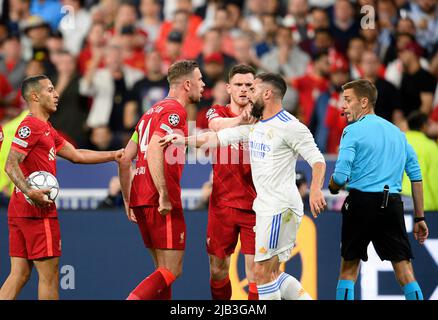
[329, 79, 429, 300]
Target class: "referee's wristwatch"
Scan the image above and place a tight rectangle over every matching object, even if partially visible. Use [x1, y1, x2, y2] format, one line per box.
[414, 217, 426, 223]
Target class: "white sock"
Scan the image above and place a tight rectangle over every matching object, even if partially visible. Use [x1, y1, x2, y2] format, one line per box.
[257, 278, 281, 300]
[278, 272, 312, 300]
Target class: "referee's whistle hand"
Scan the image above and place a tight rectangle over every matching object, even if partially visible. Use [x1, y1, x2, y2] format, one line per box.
[309, 188, 327, 218]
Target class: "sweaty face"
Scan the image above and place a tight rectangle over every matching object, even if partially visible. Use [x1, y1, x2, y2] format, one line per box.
[227, 73, 254, 108]
[188, 68, 205, 104]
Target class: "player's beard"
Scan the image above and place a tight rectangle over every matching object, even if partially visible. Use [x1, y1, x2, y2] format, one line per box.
[250, 99, 264, 119]
[188, 91, 201, 104]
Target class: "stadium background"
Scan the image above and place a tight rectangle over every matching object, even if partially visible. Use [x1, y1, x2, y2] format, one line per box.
[0, 0, 438, 299]
[1, 159, 437, 300]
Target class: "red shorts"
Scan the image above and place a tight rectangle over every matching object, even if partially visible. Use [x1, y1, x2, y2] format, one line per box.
[8, 217, 61, 260]
[207, 205, 256, 258]
[133, 206, 186, 250]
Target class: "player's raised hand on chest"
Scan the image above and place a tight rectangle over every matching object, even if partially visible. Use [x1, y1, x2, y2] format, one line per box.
[159, 134, 185, 148]
[114, 148, 124, 162]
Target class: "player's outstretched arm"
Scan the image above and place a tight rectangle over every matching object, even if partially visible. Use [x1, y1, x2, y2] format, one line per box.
[118, 139, 137, 223]
[5, 149, 52, 207]
[309, 161, 327, 218]
[159, 131, 220, 149]
[57, 141, 124, 164]
[209, 109, 256, 132]
[148, 134, 172, 216]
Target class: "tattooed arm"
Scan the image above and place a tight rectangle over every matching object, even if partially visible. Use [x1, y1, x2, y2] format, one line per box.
[5, 149, 52, 206]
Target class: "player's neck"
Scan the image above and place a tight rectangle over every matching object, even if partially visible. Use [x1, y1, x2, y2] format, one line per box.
[229, 102, 249, 115]
[166, 90, 188, 108]
[28, 109, 49, 122]
[262, 104, 282, 121]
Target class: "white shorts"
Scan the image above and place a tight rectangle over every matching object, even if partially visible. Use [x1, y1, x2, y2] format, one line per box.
[254, 208, 302, 263]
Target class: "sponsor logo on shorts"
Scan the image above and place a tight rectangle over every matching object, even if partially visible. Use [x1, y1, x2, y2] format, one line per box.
[258, 247, 267, 254]
[18, 126, 31, 139]
[12, 137, 28, 148]
[180, 232, 185, 244]
[168, 114, 180, 126]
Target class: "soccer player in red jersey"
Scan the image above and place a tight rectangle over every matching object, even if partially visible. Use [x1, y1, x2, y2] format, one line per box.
[118, 60, 205, 300]
[205, 64, 258, 300]
[0, 75, 124, 300]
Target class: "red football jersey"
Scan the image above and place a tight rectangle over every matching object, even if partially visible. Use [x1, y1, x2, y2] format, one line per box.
[8, 115, 66, 218]
[206, 105, 256, 210]
[129, 98, 187, 208]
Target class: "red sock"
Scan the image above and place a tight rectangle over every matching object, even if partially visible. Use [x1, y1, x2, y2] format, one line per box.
[248, 282, 259, 300]
[210, 276, 232, 300]
[127, 267, 176, 300]
[156, 285, 172, 300]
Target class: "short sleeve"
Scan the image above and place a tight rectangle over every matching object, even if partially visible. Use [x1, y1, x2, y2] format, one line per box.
[405, 140, 422, 181]
[11, 120, 43, 156]
[53, 128, 66, 152]
[206, 105, 226, 123]
[217, 125, 250, 146]
[154, 107, 186, 137]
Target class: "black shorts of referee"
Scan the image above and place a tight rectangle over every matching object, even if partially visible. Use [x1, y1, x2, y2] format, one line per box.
[341, 189, 413, 262]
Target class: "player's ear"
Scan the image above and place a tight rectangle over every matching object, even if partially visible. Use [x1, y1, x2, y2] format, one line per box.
[183, 79, 191, 92]
[225, 83, 231, 95]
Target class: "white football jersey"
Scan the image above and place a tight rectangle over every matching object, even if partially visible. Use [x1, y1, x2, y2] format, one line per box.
[217, 109, 325, 217]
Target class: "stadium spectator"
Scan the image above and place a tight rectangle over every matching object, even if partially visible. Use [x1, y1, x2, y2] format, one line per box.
[260, 25, 310, 79]
[232, 31, 261, 71]
[79, 40, 143, 150]
[50, 50, 89, 147]
[329, 79, 428, 300]
[361, 50, 402, 124]
[407, 0, 438, 56]
[6, 0, 31, 35]
[58, 0, 92, 56]
[119, 25, 146, 72]
[402, 111, 438, 211]
[0, 33, 26, 90]
[399, 40, 436, 117]
[160, 30, 186, 71]
[283, 0, 313, 45]
[199, 52, 226, 109]
[137, 0, 163, 52]
[255, 14, 278, 58]
[126, 50, 169, 127]
[382, 17, 417, 65]
[385, 33, 431, 88]
[346, 36, 366, 80]
[195, 27, 236, 73]
[77, 22, 106, 75]
[329, 0, 360, 55]
[155, 9, 203, 60]
[20, 15, 51, 62]
[291, 50, 330, 125]
[311, 55, 349, 153]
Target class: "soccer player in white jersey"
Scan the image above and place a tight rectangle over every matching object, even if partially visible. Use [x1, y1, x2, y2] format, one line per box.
[160, 73, 327, 300]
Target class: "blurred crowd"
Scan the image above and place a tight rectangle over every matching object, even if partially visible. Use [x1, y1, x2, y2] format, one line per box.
[0, 0, 438, 207]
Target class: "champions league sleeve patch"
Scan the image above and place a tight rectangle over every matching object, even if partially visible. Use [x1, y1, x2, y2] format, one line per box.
[168, 114, 180, 127]
[206, 108, 219, 121]
[18, 126, 31, 139]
